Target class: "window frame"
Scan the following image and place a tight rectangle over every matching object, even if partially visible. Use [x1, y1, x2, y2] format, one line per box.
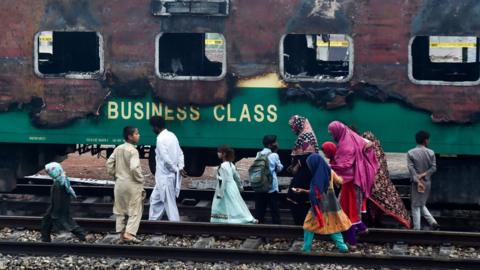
[408, 36, 480, 86]
[155, 32, 227, 81]
[33, 31, 105, 80]
[279, 34, 354, 83]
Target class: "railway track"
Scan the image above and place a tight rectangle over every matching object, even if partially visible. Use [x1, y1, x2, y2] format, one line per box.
[3, 195, 479, 231]
[14, 177, 480, 211]
[0, 216, 479, 269]
[3, 183, 480, 231]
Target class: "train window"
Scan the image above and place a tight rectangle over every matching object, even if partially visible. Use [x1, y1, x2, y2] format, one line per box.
[34, 31, 103, 79]
[409, 36, 480, 85]
[156, 33, 226, 80]
[151, 0, 229, 16]
[280, 34, 353, 82]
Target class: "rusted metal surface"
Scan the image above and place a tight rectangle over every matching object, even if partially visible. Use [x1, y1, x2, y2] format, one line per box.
[1, 0, 480, 126]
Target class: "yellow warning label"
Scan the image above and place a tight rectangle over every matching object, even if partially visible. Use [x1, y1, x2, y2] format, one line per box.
[205, 39, 224, 45]
[39, 35, 53, 42]
[317, 40, 349, 47]
[430, 42, 477, 48]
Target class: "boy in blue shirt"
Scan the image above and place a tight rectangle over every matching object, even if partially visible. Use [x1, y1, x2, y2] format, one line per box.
[254, 135, 284, 224]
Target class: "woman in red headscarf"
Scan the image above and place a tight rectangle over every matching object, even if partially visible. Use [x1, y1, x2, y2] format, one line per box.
[327, 121, 379, 246]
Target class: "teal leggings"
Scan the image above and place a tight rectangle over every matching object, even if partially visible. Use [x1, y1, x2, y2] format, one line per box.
[303, 230, 348, 252]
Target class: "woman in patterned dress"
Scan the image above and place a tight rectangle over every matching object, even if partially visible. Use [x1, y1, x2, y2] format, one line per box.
[286, 115, 319, 225]
[362, 131, 412, 228]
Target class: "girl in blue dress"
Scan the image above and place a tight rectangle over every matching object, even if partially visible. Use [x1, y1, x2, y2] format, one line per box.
[210, 145, 257, 224]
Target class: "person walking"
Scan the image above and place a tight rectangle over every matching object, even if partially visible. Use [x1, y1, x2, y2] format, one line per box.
[253, 135, 284, 224]
[327, 121, 378, 245]
[41, 162, 87, 242]
[293, 154, 351, 253]
[407, 130, 439, 230]
[211, 145, 257, 224]
[323, 138, 411, 229]
[286, 115, 319, 225]
[148, 116, 186, 221]
[107, 126, 145, 243]
[362, 131, 412, 228]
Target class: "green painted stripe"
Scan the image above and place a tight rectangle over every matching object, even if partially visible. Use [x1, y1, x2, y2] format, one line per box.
[0, 88, 479, 155]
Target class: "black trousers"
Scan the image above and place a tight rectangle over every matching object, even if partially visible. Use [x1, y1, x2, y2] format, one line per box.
[41, 215, 86, 242]
[289, 202, 310, 226]
[255, 192, 281, 224]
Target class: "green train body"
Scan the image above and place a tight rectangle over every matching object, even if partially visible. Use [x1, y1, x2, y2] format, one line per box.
[1, 87, 480, 155]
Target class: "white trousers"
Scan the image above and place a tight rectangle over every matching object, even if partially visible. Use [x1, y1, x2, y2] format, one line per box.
[149, 176, 179, 221]
[412, 205, 437, 230]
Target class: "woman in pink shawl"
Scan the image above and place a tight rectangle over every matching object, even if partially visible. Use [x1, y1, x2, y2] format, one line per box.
[328, 121, 379, 245]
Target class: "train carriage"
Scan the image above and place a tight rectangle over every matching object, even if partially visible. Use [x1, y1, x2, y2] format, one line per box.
[0, 0, 480, 206]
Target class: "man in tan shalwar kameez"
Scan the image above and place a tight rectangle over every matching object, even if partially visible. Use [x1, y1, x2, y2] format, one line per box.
[107, 126, 145, 243]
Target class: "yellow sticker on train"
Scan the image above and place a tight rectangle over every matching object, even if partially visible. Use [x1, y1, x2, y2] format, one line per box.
[317, 41, 349, 47]
[430, 42, 477, 48]
[205, 39, 224, 45]
[39, 35, 53, 42]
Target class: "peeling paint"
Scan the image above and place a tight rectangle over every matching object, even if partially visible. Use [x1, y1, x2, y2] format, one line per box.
[0, 0, 480, 125]
[237, 73, 286, 88]
[309, 0, 341, 18]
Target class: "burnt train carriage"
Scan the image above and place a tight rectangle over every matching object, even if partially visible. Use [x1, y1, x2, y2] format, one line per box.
[0, 0, 480, 206]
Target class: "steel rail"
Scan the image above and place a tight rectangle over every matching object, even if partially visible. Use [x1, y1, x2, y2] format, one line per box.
[2, 198, 477, 231]
[6, 183, 413, 206]
[12, 182, 480, 211]
[0, 241, 478, 269]
[1, 216, 480, 247]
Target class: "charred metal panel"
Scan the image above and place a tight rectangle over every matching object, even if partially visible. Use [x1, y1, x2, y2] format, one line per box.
[151, 0, 229, 16]
[411, 0, 480, 36]
[1, 0, 480, 125]
[32, 80, 108, 127]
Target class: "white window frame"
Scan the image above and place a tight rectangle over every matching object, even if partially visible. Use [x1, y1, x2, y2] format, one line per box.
[33, 31, 104, 79]
[155, 32, 227, 81]
[408, 36, 480, 86]
[279, 34, 354, 83]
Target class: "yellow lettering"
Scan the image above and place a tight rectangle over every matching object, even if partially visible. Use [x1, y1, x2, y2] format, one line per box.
[190, 106, 200, 121]
[146, 102, 150, 120]
[107, 101, 118, 119]
[152, 103, 162, 117]
[214, 105, 225, 121]
[267, 105, 277, 123]
[121, 101, 132, 120]
[134, 102, 144, 120]
[164, 105, 174, 120]
[253, 104, 265, 122]
[239, 104, 251, 122]
[227, 104, 237, 122]
[176, 107, 187, 121]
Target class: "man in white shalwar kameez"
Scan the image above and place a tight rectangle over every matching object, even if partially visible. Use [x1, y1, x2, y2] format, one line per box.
[148, 116, 186, 221]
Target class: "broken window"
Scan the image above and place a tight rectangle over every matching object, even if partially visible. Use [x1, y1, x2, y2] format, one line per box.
[156, 33, 226, 80]
[151, 0, 229, 16]
[410, 36, 480, 84]
[280, 34, 353, 82]
[35, 31, 103, 79]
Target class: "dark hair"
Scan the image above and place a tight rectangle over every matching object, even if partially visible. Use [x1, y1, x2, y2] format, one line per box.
[123, 126, 138, 141]
[415, 130, 430, 145]
[263, 135, 277, 147]
[149, 116, 165, 129]
[217, 145, 235, 162]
